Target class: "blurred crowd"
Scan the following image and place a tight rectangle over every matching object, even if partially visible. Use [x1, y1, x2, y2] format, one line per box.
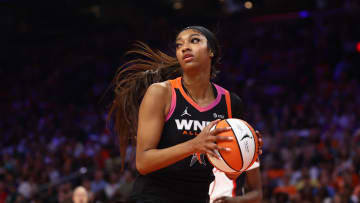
[1, 3, 360, 203]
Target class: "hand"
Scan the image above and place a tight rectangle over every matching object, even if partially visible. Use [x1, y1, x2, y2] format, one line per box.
[255, 130, 263, 155]
[189, 119, 233, 158]
[213, 196, 236, 203]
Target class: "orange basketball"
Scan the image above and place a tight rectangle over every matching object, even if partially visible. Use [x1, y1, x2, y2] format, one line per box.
[207, 118, 259, 173]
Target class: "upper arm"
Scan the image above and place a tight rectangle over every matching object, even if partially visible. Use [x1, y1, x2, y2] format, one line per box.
[245, 167, 262, 192]
[136, 82, 171, 159]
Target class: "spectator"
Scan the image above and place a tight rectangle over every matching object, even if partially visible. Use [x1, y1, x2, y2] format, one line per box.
[72, 186, 89, 203]
[104, 172, 121, 200]
[91, 169, 107, 195]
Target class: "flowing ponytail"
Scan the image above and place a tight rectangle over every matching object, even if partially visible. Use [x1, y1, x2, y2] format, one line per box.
[107, 42, 181, 169]
[108, 26, 221, 169]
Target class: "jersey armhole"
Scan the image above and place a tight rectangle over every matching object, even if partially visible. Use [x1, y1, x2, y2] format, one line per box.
[230, 93, 243, 119]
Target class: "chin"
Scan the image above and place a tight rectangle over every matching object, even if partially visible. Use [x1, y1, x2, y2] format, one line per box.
[181, 61, 198, 70]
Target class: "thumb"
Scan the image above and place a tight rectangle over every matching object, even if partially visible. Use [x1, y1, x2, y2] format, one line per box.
[214, 196, 228, 203]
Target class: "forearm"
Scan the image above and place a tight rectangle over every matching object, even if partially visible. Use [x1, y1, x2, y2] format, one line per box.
[136, 140, 195, 175]
[234, 167, 262, 203]
[232, 189, 262, 203]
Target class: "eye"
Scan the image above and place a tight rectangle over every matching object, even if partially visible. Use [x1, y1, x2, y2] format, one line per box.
[191, 38, 200, 43]
[175, 43, 182, 49]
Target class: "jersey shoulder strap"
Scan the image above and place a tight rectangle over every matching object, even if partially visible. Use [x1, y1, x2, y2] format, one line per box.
[213, 84, 232, 118]
[169, 77, 182, 88]
[165, 78, 179, 121]
[224, 90, 232, 118]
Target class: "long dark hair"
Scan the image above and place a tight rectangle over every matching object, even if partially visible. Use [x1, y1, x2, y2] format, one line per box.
[107, 26, 221, 168]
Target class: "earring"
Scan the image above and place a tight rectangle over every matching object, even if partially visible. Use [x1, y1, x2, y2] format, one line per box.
[210, 52, 214, 57]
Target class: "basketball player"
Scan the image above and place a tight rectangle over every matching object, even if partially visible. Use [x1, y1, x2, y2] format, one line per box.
[108, 26, 262, 203]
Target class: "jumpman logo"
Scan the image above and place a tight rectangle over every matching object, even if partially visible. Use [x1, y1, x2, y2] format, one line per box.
[181, 106, 191, 117]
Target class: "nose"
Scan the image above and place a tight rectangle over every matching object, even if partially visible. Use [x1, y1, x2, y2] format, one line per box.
[181, 43, 191, 53]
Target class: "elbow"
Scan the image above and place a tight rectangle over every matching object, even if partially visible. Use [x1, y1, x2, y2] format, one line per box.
[136, 157, 150, 175]
[136, 164, 148, 175]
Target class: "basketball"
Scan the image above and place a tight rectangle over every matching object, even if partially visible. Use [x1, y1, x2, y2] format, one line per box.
[207, 118, 259, 173]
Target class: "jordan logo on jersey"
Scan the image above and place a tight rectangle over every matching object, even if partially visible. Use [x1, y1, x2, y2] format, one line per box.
[181, 106, 191, 117]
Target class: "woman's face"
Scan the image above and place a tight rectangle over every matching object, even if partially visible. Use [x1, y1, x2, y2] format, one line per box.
[175, 29, 212, 74]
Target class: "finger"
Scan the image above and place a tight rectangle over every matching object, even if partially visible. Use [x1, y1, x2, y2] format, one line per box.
[215, 135, 233, 142]
[206, 150, 220, 159]
[218, 146, 231, 152]
[258, 138, 263, 147]
[211, 127, 232, 135]
[256, 130, 262, 138]
[205, 119, 221, 131]
[207, 143, 231, 152]
[214, 196, 227, 203]
[207, 153, 218, 160]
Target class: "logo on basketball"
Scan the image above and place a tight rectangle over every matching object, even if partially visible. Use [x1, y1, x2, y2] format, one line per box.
[245, 140, 249, 152]
[241, 134, 251, 141]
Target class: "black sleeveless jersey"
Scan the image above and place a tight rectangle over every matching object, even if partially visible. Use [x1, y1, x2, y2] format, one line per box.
[130, 77, 244, 203]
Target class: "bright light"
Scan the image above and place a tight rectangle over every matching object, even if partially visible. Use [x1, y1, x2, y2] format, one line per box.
[244, 1, 253, 9]
[357, 42, 360, 53]
[173, 1, 183, 10]
[299, 10, 310, 18]
[79, 167, 87, 174]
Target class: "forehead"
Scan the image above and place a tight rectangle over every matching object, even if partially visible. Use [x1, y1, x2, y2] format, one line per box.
[176, 29, 206, 41]
[74, 188, 87, 195]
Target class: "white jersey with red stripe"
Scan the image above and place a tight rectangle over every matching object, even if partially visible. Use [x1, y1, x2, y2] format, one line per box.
[209, 161, 260, 203]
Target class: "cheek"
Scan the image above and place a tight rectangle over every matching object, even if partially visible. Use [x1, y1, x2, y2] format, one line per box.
[175, 51, 182, 62]
[198, 47, 211, 61]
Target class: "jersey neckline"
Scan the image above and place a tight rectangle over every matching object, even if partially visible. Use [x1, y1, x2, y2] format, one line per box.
[175, 77, 223, 112]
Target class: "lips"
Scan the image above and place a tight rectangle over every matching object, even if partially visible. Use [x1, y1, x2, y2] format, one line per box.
[183, 53, 194, 62]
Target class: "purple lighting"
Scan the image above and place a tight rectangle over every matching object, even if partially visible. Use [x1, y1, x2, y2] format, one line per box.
[299, 10, 310, 18]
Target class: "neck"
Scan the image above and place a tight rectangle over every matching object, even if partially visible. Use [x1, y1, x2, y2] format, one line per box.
[182, 73, 213, 101]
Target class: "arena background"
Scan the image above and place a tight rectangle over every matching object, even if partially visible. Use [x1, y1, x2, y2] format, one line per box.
[1, 0, 360, 202]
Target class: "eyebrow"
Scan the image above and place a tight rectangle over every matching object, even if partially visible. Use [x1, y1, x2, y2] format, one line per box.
[176, 33, 201, 41]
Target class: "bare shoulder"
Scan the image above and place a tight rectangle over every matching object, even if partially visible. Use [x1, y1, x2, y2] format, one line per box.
[146, 81, 171, 98]
[142, 81, 172, 116]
